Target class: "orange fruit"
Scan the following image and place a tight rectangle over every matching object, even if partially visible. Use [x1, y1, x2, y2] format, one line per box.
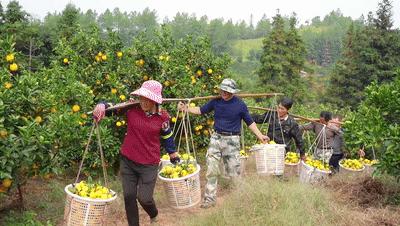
[9, 63, 18, 72]
[4, 82, 12, 89]
[6, 53, 15, 62]
[2, 178, 12, 188]
[72, 105, 80, 113]
[139, 59, 145, 66]
[0, 130, 8, 138]
[35, 116, 43, 124]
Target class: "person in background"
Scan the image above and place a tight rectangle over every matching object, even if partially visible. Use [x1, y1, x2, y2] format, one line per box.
[328, 114, 344, 173]
[93, 80, 179, 226]
[300, 111, 340, 163]
[251, 97, 306, 160]
[178, 78, 269, 209]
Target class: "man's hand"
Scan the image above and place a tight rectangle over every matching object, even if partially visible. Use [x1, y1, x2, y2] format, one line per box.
[93, 103, 106, 122]
[177, 102, 187, 112]
[300, 154, 306, 161]
[169, 152, 180, 164]
[358, 148, 366, 158]
[258, 135, 270, 144]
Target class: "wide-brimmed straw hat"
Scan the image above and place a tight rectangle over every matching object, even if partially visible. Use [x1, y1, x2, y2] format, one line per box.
[219, 78, 240, 94]
[130, 80, 163, 104]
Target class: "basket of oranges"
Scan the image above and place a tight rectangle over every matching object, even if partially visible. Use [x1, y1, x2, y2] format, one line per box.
[339, 159, 365, 174]
[158, 161, 201, 209]
[64, 181, 117, 226]
[284, 152, 301, 177]
[299, 157, 331, 184]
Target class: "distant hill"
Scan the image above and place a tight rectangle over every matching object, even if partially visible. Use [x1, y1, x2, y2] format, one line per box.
[230, 38, 263, 62]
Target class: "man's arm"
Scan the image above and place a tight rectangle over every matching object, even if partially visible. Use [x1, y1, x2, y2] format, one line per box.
[251, 111, 273, 124]
[290, 123, 306, 160]
[177, 102, 205, 115]
[299, 122, 314, 132]
[248, 122, 269, 143]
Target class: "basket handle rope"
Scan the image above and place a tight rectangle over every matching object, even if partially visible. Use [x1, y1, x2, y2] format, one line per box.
[74, 121, 108, 187]
[256, 94, 286, 145]
[174, 100, 197, 161]
[305, 125, 325, 158]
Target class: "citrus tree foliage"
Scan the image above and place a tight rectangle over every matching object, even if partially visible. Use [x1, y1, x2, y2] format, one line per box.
[344, 73, 400, 179]
[0, 26, 230, 187]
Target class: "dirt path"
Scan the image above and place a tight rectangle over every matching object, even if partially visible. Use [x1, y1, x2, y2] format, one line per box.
[108, 170, 229, 226]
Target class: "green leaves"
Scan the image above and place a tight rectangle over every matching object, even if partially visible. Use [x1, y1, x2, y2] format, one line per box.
[344, 75, 400, 180]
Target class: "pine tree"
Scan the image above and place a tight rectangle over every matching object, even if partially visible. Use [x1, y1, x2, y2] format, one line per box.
[328, 0, 400, 108]
[57, 4, 79, 40]
[4, 0, 28, 24]
[0, 2, 4, 27]
[374, 0, 393, 30]
[257, 12, 306, 100]
[286, 14, 306, 79]
[258, 13, 286, 84]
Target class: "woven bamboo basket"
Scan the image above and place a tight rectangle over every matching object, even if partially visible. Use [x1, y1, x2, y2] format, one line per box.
[299, 161, 331, 184]
[284, 161, 300, 177]
[339, 162, 365, 175]
[158, 164, 201, 209]
[251, 144, 286, 175]
[63, 184, 117, 226]
[160, 159, 196, 168]
[363, 164, 376, 175]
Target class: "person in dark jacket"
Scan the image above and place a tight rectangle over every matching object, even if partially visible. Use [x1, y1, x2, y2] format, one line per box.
[252, 97, 306, 160]
[300, 111, 340, 163]
[328, 114, 344, 173]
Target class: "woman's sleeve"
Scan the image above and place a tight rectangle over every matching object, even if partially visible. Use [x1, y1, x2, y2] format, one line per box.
[101, 101, 130, 117]
[160, 112, 176, 154]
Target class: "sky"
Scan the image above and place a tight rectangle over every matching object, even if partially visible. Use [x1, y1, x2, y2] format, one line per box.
[2, 0, 400, 27]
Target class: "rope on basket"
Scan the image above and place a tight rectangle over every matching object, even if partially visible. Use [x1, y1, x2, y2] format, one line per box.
[257, 94, 286, 145]
[74, 121, 109, 187]
[174, 99, 197, 161]
[305, 124, 328, 165]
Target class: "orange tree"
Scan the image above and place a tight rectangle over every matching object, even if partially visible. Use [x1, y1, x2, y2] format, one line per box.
[0, 37, 48, 192]
[344, 74, 400, 179]
[0, 26, 231, 187]
[50, 26, 231, 169]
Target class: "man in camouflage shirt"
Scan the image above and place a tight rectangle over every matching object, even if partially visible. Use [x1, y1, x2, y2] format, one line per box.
[178, 78, 268, 208]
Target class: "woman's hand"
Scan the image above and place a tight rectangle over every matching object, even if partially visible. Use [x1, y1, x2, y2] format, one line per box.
[177, 102, 187, 111]
[93, 103, 106, 122]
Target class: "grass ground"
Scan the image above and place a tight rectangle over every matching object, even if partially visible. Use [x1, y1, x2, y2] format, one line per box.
[1, 154, 399, 226]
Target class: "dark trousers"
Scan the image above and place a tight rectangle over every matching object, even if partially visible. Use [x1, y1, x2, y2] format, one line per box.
[329, 153, 344, 173]
[120, 155, 158, 226]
